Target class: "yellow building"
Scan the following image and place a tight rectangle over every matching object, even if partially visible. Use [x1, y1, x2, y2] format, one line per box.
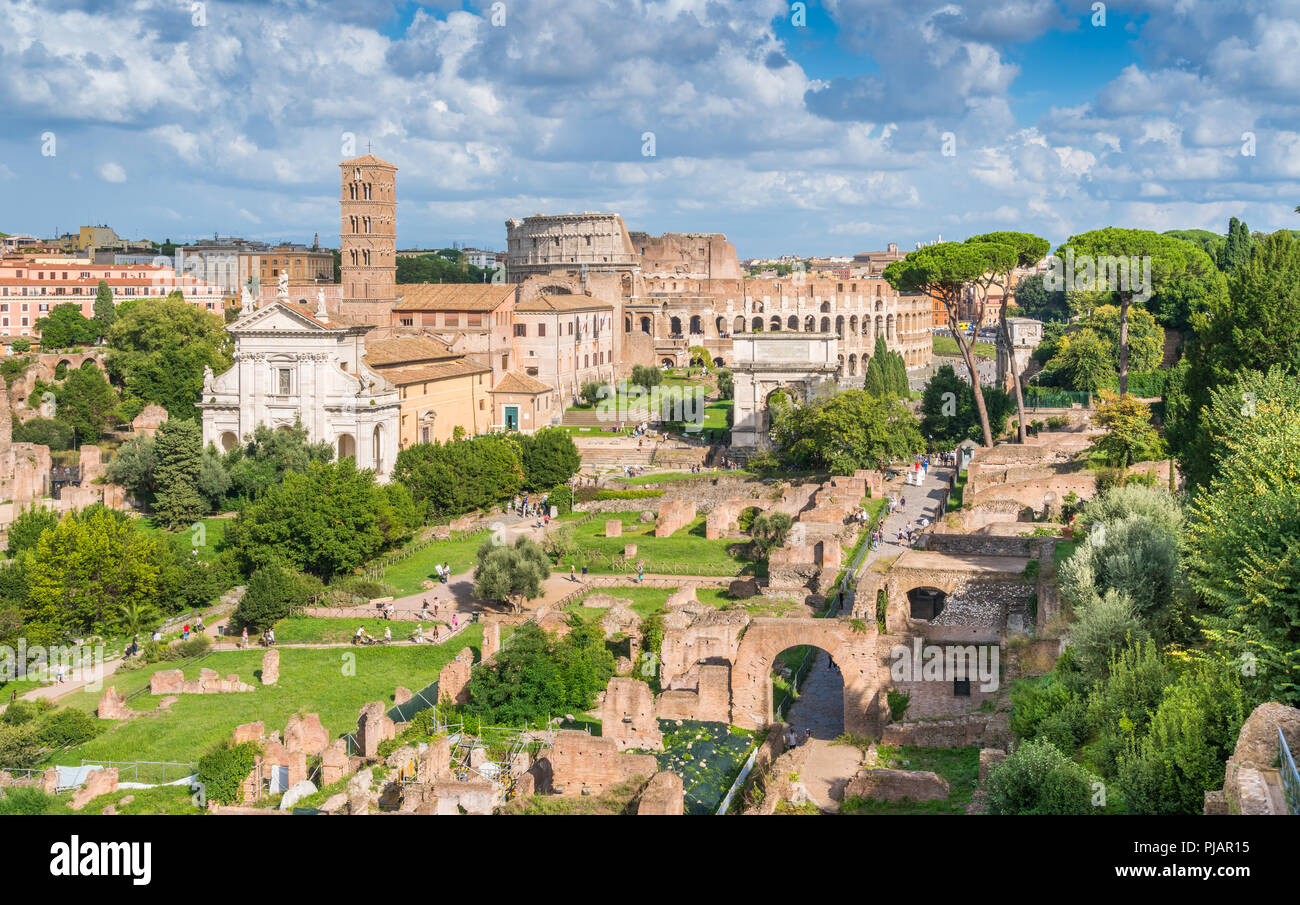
[363, 336, 493, 445]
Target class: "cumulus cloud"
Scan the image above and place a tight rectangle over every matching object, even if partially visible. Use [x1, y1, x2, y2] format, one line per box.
[0, 0, 1296, 254]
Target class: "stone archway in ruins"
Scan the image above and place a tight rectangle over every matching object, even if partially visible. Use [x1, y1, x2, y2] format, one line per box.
[731, 618, 884, 736]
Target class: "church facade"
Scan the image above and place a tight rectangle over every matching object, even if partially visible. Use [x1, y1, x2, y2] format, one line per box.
[197, 300, 401, 479]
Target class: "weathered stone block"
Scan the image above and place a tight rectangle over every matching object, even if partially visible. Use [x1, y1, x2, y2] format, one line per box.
[261, 649, 280, 685]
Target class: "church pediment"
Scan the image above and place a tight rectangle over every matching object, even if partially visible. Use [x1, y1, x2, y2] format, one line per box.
[228, 301, 335, 334]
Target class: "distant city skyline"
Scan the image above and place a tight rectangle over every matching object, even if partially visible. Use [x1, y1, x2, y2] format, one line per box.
[3, 1, 1297, 258]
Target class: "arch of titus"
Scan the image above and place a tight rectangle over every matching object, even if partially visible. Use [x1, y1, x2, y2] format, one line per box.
[730, 332, 839, 449]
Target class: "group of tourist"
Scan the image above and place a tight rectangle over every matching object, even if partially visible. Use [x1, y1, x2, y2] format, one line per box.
[512, 494, 548, 519]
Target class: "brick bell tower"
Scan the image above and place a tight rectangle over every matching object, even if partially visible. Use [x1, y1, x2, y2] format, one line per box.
[339, 153, 398, 325]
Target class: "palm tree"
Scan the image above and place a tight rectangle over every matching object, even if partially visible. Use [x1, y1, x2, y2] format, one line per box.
[118, 600, 160, 636]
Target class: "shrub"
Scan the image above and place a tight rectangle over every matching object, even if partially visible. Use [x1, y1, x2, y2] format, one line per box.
[233, 565, 321, 631]
[196, 741, 262, 806]
[35, 707, 101, 748]
[749, 511, 793, 557]
[0, 786, 57, 815]
[0, 724, 44, 768]
[985, 738, 1095, 815]
[1069, 590, 1149, 684]
[886, 690, 910, 721]
[548, 483, 574, 515]
[594, 489, 663, 500]
[0, 699, 51, 726]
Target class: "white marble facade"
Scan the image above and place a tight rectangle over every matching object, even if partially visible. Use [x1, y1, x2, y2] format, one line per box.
[198, 301, 400, 479]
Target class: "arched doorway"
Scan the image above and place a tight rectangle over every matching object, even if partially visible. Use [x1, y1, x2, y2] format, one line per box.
[372, 424, 385, 473]
[670, 316, 683, 336]
[820, 316, 830, 332]
[907, 587, 947, 620]
[734, 315, 746, 333]
[787, 315, 798, 330]
[640, 316, 652, 333]
[220, 431, 238, 453]
[690, 315, 703, 335]
[769, 315, 782, 331]
[772, 645, 846, 739]
[752, 316, 764, 332]
[804, 315, 815, 332]
[337, 433, 356, 461]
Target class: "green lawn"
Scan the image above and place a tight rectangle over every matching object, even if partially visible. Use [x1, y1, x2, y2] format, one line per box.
[377, 530, 490, 595]
[565, 586, 673, 623]
[271, 616, 446, 644]
[47, 627, 484, 766]
[1053, 539, 1078, 571]
[839, 744, 980, 815]
[559, 511, 759, 576]
[137, 515, 230, 564]
[933, 335, 996, 359]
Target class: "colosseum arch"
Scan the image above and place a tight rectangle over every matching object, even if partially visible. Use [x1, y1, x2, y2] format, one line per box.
[751, 316, 764, 332]
[820, 316, 830, 332]
[734, 315, 747, 333]
[787, 315, 798, 330]
[730, 617, 884, 736]
[804, 314, 815, 332]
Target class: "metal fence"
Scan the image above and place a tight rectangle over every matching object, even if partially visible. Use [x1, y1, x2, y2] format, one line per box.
[78, 760, 197, 786]
[1280, 728, 1300, 816]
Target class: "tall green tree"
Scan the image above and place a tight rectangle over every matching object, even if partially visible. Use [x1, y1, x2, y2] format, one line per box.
[919, 364, 1013, 450]
[1219, 217, 1253, 271]
[226, 459, 411, 580]
[967, 232, 1051, 442]
[35, 304, 99, 349]
[771, 388, 923, 472]
[24, 507, 160, 634]
[93, 280, 116, 337]
[1166, 231, 1300, 487]
[1055, 229, 1221, 393]
[151, 419, 205, 529]
[518, 427, 581, 491]
[105, 294, 233, 421]
[885, 241, 1015, 445]
[52, 364, 120, 442]
[1183, 370, 1300, 703]
[473, 536, 551, 614]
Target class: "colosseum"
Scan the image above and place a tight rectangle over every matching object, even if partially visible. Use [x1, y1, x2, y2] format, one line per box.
[504, 213, 932, 382]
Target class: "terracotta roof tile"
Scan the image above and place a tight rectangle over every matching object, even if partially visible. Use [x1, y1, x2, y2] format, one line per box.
[491, 371, 553, 395]
[392, 283, 516, 312]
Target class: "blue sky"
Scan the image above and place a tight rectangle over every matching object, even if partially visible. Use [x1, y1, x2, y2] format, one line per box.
[1, 0, 1296, 258]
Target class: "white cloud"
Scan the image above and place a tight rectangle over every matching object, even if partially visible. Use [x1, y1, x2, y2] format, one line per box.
[98, 161, 126, 183]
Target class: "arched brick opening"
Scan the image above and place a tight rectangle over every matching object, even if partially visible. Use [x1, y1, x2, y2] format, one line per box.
[731, 618, 883, 736]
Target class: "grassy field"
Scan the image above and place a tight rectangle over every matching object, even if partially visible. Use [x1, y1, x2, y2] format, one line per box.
[137, 515, 230, 564]
[377, 530, 490, 595]
[839, 744, 980, 815]
[933, 335, 997, 359]
[46, 626, 484, 766]
[270, 616, 449, 644]
[559, 511, 759, 576]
